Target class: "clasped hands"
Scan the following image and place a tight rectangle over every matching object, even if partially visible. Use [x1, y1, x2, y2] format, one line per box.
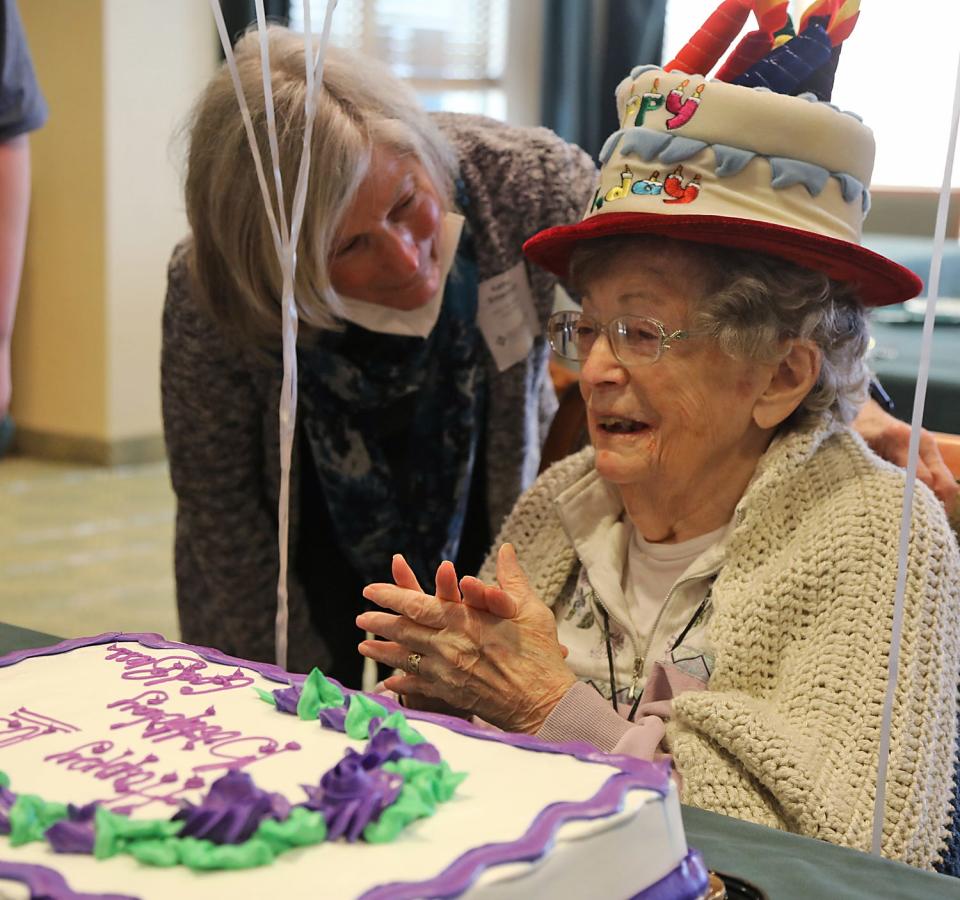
[357, 544, 576, 735]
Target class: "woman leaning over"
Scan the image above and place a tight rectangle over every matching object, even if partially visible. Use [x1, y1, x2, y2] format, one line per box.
[161, 28, 596, 683]
[358, 49, 960, 868]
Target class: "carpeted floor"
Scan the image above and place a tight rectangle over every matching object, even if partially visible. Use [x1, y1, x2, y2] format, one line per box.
[0, 456, 179, 640]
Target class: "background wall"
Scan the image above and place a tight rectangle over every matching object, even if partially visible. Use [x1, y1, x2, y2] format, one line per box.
[14, 0, 217, 463]
[15, 1, 107, 456]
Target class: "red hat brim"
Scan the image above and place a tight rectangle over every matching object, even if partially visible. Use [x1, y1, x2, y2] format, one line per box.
[522, 213, 922, 308]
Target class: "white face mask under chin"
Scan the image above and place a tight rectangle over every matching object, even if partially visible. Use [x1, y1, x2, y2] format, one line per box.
[334, 212, 465, 338]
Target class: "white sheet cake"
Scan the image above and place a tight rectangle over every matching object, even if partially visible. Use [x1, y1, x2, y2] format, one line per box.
[0, 633, 706, 899]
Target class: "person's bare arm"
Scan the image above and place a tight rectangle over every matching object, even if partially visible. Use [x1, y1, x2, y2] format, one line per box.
[0, 135, 31, 416]
[854, 398, 959, 511]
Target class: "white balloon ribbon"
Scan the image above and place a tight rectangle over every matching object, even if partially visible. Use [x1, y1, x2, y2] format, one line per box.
[871, 50, 960, 857]
[210, 0, 338, 669]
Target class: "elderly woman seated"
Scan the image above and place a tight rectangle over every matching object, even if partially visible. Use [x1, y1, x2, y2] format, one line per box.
[357, 22, 960, 872]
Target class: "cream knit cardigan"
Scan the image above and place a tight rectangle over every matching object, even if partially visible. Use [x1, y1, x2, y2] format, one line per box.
[479, 413, 960, 868]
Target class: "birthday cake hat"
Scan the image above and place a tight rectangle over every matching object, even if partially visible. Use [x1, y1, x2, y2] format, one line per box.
[524, 0, 922, 307]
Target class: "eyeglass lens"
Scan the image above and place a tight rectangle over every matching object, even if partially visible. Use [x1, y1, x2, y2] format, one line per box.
[548, 313, 662, 363]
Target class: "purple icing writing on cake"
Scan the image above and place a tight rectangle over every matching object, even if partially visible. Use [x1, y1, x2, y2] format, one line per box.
[103, 689, 300, 771]
[104, 644, 254, 695]
[0, 707, 79, 749]
[34, 685, 301, 817]
[43, 740, 211, 815]
[105, 690, 300, 767]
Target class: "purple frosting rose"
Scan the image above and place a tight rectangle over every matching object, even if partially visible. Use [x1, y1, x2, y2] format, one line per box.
[0, 783, 16, 835]
[46, 802, 99, 854]
[172, 770, 290, 845]
[317, 705, 348, 732]
[366, 727, 441, 766]
[301, 750, 402, 842]
[272, 685, 301, 715]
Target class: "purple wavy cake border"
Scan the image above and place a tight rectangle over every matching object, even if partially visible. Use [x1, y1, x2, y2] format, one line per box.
[0, 632, 708, 900]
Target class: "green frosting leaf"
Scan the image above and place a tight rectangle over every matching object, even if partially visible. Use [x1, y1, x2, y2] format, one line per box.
[97, 806, 325, 870]
[344, 693, 388, 739]
[255, 807, 327, 852]
[378, 710, 427, 745]
[255, 688, 277, 707]
[0, 771, 9, 789]
[297, 668, 346, 721]
[177, 835, 276, 871]
[8, 795, 68, 846]
[126, 838, 181, 868]
[430, 761, 468, 803]
[383, 759, 468, 804]
[362, 783, 434, 844]
[93, 806, 182, 859]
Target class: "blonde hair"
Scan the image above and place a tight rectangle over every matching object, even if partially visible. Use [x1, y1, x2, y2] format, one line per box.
[183, 27, 456, 347]
[569, 235, 869, 426]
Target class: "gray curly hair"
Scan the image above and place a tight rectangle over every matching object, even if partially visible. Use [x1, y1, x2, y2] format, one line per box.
[568, 235, 869, 426]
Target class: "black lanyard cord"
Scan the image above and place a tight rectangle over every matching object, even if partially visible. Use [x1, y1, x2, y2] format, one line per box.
[600, 605, 619, 714]
[669, 579, 716, 653]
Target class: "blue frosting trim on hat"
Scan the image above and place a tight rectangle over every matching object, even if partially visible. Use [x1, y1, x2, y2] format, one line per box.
[599, 130, 624, 165]
[618, 127, 673, 162]
[769, 158, 830, 196]
[835, 172, 865, 203]
[658, 136, 709, 164]
[630, 63, 661, 78]
[862, 189, 872, 216]
[712, 145, 756, 177]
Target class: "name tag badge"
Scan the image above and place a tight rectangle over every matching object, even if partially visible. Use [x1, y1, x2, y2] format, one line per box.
[477, 261, 540, 372]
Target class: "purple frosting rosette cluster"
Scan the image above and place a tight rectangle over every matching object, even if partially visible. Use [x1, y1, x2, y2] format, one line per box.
[172, 770, 291, 844]
[302, 749, 403, 841]
[300, 725, 445, 842]
[257, 669, 466, 844]
[263, 667, 350, 731]
[0, 780, 16, 834]
[45, 802, 99, 854]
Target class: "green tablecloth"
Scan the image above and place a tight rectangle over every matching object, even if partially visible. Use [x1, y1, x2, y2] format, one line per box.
[684, 805, 960, 899]
[863, 234, 960, 300]
[0, 622, 59, 656]
[869, 319, 960, 433]
[1, 623, 958, 897]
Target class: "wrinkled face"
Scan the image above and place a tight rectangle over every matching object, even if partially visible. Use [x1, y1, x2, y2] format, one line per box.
[329, 146, 443, 310]
[578, 245, 773, 497]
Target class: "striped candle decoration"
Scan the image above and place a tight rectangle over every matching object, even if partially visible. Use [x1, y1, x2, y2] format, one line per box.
[714, 0, 790, 83]
[663, 0, 752, 76]
[733, 14, 834, 93]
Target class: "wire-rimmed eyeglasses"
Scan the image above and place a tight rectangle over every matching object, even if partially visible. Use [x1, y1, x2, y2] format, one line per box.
[547, 310, 703, 366]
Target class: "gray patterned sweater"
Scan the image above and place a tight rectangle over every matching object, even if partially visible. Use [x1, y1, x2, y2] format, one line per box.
[161, 113, 597, 674]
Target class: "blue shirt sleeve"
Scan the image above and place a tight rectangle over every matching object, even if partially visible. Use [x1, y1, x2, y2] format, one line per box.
[0, 0, 47, 141]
